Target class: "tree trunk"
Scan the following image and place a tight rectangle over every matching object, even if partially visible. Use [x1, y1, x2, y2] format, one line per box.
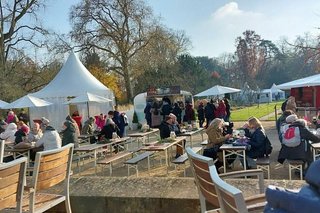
[123, 66, 133, 102]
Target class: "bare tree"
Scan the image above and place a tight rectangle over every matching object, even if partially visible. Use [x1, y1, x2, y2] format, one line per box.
[70, 0, 158, 102]
[0, 0, 48, 77]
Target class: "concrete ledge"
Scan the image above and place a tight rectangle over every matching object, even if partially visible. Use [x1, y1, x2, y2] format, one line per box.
[50, 177, 306, 213]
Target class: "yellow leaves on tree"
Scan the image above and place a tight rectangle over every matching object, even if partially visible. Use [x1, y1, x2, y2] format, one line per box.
[88, 66, 125, 102]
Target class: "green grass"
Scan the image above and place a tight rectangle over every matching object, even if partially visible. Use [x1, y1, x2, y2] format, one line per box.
[230, 101, 282, 121]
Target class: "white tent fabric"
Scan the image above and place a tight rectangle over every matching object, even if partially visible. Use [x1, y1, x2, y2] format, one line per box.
[65, 92, 112, 104]
[65, 92, 112, 119]
[3, 95, 52, 109]
[277, 73, 320, 90]
[29, 52, 115, 129]
[195, 85, 241, 97]
[0, 100, 8, 109]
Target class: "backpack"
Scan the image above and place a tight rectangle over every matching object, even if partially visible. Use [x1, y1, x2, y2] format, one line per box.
[282, 126, 301, 147]
[265, 136, 273, 155]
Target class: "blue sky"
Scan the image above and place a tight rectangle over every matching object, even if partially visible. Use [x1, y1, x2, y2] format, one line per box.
[41, 0, 320, 58]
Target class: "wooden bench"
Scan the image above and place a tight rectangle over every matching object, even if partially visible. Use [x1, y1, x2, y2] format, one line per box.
[73, 153, 94, 173]
[124, 151, 154, 177]
[172, 146, 202, 176]
[256, 156, 271, 179]
[288, 160, 304, 180]
[97, 151, 132, 176]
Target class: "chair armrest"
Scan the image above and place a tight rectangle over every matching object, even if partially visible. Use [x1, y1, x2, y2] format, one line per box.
[219, 169, 265, 193]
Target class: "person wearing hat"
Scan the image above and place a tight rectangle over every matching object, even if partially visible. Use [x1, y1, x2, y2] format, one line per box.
[61, 120, 79, 148]
[35, 118, 61, 151]
[278, 113, 298, 144]
[82, 117, 97, 144]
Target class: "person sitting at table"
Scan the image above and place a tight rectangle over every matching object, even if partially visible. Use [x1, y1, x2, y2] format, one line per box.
[14, 122, 30, 144]
[5, 110, 18, 124]
[159, 115, 184, 158]
[205, 118, 232, 171]
[95, 113, 106, 131]
[278, 119, 320, 174]
[276, 110, 295, 141]
[30, 118, 62, 161]
[99, 115, 120, 141]
[61, 120, 79, 148]
[242, 117, 268, 168]
[278, 114, 298, 143]
[72, 111, 83, 132]
[0, 120, 7, 134]
[169, 113, 186, 157]
[66, 115, 80, 138]
[82, 117, 97, 144]
[0, 122, 17, 144]
[27, 122, 43, 143]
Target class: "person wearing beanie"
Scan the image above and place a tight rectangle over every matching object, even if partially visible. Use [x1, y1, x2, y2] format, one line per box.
[35, 118, 61, 151]
[285, 114, 298, 124]
[61, 120, 79, 148]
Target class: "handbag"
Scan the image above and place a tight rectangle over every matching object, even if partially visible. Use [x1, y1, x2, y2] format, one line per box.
[203, 145, 220, 159]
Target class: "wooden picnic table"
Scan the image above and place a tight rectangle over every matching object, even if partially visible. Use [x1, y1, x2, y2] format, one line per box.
[220, 143, 247, 173]
[128, 129, 160, 147]
[177, 128, 204, 147]
[140, 136, 186, 167]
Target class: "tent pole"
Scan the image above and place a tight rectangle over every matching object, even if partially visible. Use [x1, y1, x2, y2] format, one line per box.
[87, 102, 90, 119]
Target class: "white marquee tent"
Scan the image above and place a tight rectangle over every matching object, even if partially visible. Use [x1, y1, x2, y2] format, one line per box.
[260, 83, 285, 102]
[195, 85, 241, 97]
[30, 52, 115, 129]
[277, 73, 320, 90]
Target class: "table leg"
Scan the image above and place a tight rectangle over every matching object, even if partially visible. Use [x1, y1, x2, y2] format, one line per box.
[223, 150, 226, 173]
[165, 149, 168, 167]
[243, 150, 246, 171]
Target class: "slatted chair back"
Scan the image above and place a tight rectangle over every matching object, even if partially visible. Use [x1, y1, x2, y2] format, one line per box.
[209, 166, 248, 213]
[186, 147, 220, 212]
[0, 140, 4, 164]
[0, 157, 27, 212]
[29, 144, 74, 212]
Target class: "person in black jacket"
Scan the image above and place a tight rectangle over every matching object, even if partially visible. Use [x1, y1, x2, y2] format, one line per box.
[243, 117, 268, 159]
[278, 119, 320, 171]
[197, 102, 205, 128]
[172, 103, 182, 124]
[204, 100, 215, 128]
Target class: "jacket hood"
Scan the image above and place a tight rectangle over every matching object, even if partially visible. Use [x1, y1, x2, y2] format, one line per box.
[64, 121, 76, 132]
[7, 123, 17, 131]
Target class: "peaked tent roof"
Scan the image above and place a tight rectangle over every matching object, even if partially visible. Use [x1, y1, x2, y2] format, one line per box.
[65, 92, 112, 104]
[195, 85, 241, 97]
[3, 95, 52, 109]
[0, 100, 8, 109]
[32, 52, 112, 98]
[277, 73, 320, 90]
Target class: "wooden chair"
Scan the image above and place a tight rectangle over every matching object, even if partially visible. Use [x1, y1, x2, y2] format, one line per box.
[0, 139, 4, 163]
[209, 166, 266, 213]
[186, 147, 265, 213]
[0, 157, 27, 212]
[25, 144, 74, 213]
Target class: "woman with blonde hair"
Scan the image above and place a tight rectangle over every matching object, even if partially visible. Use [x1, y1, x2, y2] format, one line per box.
[204, 118, 232, 170]
[285, 96, 297, 113]
[243, 117, 268, 168]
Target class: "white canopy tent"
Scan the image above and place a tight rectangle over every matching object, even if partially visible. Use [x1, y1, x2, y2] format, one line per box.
[260, 83, 285, 102]
[30, 52, 115, 129]
[0, 100, 8, 109]
[277, 73, 320, 90]
[64, 92, 112, 119]
[195, 85, 241, 97]
[3, 95, 52, 109]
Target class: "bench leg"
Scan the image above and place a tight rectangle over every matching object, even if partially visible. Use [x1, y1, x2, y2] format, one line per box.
[147, 156, 150, 176]
[110, 163, 112, 176]
[127, 165, 130, 176]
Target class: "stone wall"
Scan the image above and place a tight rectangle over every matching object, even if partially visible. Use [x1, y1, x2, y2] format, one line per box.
[49, 176, 305, 213]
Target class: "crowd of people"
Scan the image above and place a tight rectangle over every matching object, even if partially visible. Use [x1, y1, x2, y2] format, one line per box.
[0, 108, 129, 162]
[144, 96, 231, 129]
